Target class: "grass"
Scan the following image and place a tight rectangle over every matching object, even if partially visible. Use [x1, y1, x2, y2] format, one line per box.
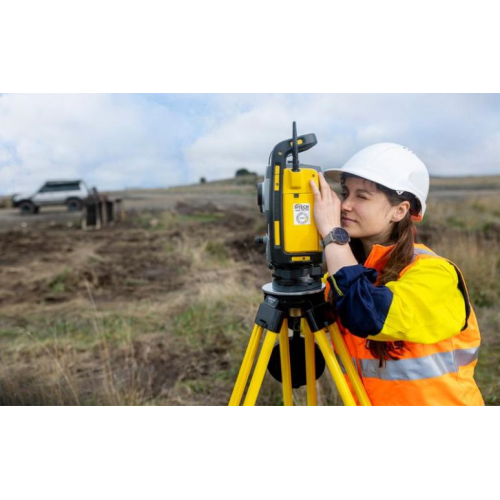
[204, 240, 230, 263]
[1, 187, 499, 405]
[0, 307, 173, 406]
[0, 312, 165, 346]
[49, 268, 71, 293]
[424, 192, 500, 229]
[173, 300, 245, 348]
[0, 209, 268, 405]
[431, 176, 500, 189]
[421, 232, 500, 308]
[134, 210, 226, 232]
[475, 346, 500, 405]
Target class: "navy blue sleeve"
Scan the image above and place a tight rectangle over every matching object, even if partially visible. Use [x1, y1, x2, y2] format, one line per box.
[327, 265, 393, 338]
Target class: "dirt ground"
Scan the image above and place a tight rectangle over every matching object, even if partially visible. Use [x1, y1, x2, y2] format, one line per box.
[0, 186, 274, 405]
[0, 183, 261, 304]
[1, 180, 499, 405]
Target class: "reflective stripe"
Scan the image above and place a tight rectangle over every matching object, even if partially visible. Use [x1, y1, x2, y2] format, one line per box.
[455, 347, 480, 367]
[335, 354, 359, 375]
[412, 247, 438, 262]
[336, 354, 347, 374]
[335, 353, 347, 375]
[413, 247, 437, 256]
[360, 347, 480, 381]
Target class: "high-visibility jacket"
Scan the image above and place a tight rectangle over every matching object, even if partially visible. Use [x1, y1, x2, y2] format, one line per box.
[324, 243, 484, 406]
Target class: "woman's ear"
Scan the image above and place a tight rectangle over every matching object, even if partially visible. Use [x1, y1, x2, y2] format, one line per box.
[392, 201, 411, 222]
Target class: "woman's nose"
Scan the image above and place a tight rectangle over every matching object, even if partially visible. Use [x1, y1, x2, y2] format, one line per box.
[341, 198, 352, 212]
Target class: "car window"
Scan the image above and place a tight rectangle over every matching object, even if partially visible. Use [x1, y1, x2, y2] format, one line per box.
[39, 185, 58, 193]
[41, 183, 81, 192]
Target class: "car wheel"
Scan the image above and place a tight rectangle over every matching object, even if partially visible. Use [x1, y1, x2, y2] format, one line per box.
[19, 201, 36, 215]
[66, 198, 83, 211]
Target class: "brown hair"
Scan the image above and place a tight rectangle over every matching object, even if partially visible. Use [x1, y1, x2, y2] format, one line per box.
[341, 174, 420, 366]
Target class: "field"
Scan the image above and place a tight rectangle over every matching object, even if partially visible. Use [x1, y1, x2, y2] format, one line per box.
[0, 176, 499, 405]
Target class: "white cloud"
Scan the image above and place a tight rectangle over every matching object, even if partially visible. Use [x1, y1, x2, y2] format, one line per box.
[183, 94, 500, 179]
[1, 94, 500, 195]
[0, 94, 189, 194]
[184, 95, 294, 180]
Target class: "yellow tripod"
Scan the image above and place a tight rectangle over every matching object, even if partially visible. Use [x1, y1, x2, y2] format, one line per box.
[229, 284, 371, 406]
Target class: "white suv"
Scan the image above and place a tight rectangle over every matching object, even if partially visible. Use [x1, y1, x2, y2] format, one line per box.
[12, 180, 90, 215]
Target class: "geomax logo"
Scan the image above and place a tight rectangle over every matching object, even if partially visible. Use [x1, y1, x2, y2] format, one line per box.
[294, 204, 310, 211]
[293, 203, 310, 225]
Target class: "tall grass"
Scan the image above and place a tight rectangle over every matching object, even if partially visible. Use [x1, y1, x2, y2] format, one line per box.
[1, 193, 499, 405]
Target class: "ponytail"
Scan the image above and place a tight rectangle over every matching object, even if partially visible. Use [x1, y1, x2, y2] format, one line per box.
[378, 212, 416, 286]
[367, 211, 415, 366]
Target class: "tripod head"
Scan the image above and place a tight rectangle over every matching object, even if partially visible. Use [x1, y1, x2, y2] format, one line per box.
[256, 122, 324, 293]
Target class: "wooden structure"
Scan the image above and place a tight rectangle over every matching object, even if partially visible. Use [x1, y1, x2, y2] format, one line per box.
[81, 189, 124, 230]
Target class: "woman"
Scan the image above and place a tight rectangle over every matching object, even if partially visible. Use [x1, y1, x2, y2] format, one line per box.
[310, 143, 484, 406]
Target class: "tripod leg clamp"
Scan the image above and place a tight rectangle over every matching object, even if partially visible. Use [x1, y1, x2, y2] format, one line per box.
[255, 295, 285, 333]
[305, 301, 335, 332]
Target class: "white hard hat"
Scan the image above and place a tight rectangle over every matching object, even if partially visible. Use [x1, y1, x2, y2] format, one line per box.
[324, 143, 430, 221]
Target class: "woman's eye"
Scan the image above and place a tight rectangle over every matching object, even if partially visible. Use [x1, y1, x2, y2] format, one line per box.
[358, 195, 367, 200]
[341, 192, 348, 199]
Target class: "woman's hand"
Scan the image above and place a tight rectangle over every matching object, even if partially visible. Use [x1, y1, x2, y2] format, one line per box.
[310, 173, 342, 238]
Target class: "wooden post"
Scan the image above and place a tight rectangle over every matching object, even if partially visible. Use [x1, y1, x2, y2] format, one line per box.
[101, 196, 108, 227]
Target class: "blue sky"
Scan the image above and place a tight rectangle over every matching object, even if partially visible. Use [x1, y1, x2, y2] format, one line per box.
[1, 93, 500, 195]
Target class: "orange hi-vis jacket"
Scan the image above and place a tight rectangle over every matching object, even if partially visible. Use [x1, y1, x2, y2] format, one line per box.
[324, 243, 484, 406]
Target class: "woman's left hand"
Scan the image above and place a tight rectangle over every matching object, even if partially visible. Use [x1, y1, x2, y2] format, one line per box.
[310, 173, 342, 238]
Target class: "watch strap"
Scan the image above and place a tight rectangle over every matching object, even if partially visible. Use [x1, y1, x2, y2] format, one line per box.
[321, 227, 350, 248]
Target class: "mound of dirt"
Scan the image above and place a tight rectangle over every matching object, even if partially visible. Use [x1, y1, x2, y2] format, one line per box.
[0, 225, 191, 307]
[0, 205, 268, 309]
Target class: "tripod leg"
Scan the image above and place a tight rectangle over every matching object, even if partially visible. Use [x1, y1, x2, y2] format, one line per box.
[229, 324, 264, 406]
[302, 320, 317, 406]
[243, 330, 279, 406]
[327, 324, 372, 406]
[314, 328, 357, 406]
[279, 318, 293, 406]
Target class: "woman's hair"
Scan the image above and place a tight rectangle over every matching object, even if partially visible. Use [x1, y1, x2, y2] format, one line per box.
[340, 173, 421, 366]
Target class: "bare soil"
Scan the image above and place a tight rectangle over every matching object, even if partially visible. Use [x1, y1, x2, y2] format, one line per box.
[1, 180, 499, 405]
[0, 188, 272, 405]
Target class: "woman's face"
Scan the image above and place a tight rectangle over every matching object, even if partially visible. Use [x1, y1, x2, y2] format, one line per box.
[340, 176, 407, 242]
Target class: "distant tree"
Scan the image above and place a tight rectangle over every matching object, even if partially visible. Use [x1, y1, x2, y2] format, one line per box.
[235, 168, 253, 177]
[200, 177, 207, 184]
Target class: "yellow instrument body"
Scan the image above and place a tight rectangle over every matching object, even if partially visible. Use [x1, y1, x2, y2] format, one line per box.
[282, 168, 321, 255]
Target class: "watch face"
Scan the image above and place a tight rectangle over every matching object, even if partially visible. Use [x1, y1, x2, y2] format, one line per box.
[333, 227, 350, 243]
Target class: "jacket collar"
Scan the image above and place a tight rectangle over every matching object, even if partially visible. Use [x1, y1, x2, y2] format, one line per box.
[364, 243, 396, 269]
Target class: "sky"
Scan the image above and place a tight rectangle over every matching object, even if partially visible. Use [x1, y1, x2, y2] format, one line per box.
[1, 93, 500, 195]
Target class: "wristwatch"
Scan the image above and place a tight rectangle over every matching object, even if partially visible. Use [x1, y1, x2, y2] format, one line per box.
[321, 227, 351, 248]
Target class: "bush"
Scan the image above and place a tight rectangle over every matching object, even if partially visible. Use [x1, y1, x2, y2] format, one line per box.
[235, 168, 255, 177]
